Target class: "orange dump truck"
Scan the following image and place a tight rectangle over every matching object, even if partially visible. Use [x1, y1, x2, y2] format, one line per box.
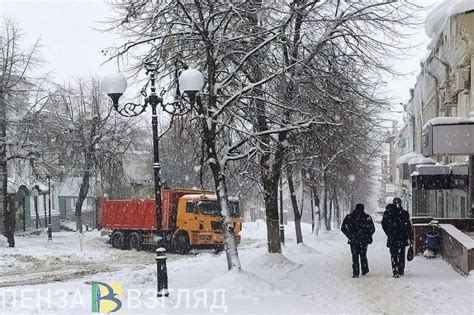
[100, 188, 241, 253]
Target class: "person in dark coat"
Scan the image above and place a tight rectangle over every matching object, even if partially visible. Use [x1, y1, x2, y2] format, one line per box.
[341, 203, 376, 278]
[3, 196, 16, 248]
[381, 197, 413, 278]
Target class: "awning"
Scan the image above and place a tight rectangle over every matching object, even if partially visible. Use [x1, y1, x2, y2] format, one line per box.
[397, 151, 435, 166]
[411, 165, 468, 191]
[397, 152, 419, 165]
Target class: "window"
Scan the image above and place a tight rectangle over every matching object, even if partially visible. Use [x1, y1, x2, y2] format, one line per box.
[422, 133, 428, 148]
[461, 197, 466, 218]
[230, 202, 240, 217]
[186, 202, 196, 213]
[197, 201, 220, 215]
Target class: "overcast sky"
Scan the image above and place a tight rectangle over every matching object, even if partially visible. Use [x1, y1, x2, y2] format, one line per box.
[0, 0, 442, 110]
[0, 0, 117, 84]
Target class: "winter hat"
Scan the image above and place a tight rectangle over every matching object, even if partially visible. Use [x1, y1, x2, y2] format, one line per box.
[393, 197, 402, 208]
[355, 203, 364, 211]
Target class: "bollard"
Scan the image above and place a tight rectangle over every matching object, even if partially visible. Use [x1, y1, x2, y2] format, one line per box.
[156, 247, 169, 297]
[47, 224, 52, 241]
[279, 225, 285, 244]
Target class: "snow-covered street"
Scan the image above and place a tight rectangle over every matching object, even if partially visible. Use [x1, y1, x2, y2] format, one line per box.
[2, 0, 474, 314]
[1, 222, 472, 314]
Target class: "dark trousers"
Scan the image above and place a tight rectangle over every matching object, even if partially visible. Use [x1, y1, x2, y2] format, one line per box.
[389, 246, 406, 275]
[350, 243, 368, 276]
[4, 219, 15, 248]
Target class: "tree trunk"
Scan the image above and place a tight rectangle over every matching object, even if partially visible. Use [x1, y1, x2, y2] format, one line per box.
[263, 174, 281, 253]
[198, 93, 241, 270]
[310, 189, 315, 233]
[245, 0, 284, 254]
[0, 88, 9, 237]
[311, 186, 321, 235]
[214, 170, 241, 271]
[75, 169, 90, 233]
[333, 186, 341, 227]
[329, 196, 333, 228]
[287, 164, 303, 243]
[323, 172, 331, 231]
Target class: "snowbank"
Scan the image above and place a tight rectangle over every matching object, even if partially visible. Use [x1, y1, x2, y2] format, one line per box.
[285, 242, 321, 255]
[205, 269, 275, 296]
[248, 252, 299, 270]
[240, 219, 268, 240]
[1, 221, 473, 314]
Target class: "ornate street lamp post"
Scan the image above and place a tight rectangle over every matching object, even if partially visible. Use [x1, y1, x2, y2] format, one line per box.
[102, 64, 204, 297]
[103, 65, 204, 239]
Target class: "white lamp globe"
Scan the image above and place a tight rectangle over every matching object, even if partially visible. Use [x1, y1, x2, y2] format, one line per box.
[102, 72, 128, 95]
[179, 68, 204, 92]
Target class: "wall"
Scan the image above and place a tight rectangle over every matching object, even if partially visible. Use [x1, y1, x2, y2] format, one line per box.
[412, 217, 474, 275]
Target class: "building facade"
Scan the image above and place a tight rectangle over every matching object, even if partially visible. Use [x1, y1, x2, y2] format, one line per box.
[390, 9, 474, 218]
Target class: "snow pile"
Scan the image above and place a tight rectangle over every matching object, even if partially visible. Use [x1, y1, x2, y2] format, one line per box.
[423, 116, 474, 129]
[425, 0, 474, 39]
[248, 252, 299, 270]
[285, 242, 321, 255]
[1, 222, 473, 313]
[205, 269, 275, 296]
[117, 268, 156, 286]
[396, 151, 419, 165]
[423, 249, 436, 258]
[407, 155, 436, 165]
[240, 219, 268, 240]
[0, 257, 15, 268]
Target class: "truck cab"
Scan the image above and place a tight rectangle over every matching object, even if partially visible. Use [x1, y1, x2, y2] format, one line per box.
[173, 194, 241, 253]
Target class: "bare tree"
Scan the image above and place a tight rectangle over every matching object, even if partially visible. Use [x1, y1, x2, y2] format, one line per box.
[0, 18, 41, 244]
[39, 78, 135, 232]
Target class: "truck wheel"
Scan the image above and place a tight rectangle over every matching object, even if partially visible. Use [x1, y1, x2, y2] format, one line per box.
[173, 232, 190, 255]
[214, 245, 224, 254]
[127, 232, 141, 251]
[111, 231, 124, 249]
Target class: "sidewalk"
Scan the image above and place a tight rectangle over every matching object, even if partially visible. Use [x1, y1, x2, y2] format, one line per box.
[0, 221, 472, 314]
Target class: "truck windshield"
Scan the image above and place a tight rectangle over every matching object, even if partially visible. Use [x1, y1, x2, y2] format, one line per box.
[197, 201, 220, 216]
[195, 200, 240, 217]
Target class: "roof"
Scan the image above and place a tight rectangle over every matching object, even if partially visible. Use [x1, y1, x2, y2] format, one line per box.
[425, 0, 474, 39]
[397, 151, 436, 166]
[423, 116, 474, 129]
[396, 152, 418, 165]
[181, 194, 239, 202]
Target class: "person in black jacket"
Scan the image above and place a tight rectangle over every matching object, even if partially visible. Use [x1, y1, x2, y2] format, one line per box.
[381, 197, 413, 278]
[341, 203, 376, 278]
[3, 196, 16, 248]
